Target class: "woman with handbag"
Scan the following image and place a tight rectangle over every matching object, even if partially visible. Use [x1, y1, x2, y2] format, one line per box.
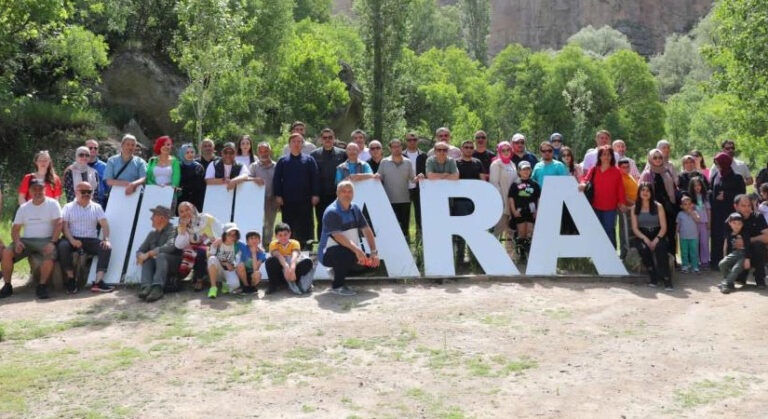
[631, 182, 673, 290]
[578, 145, 627, 248]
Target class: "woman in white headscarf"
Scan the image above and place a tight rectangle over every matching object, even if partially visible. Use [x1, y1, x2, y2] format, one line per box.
[175, 201, 222, 291]
[63, 146, 101, 203]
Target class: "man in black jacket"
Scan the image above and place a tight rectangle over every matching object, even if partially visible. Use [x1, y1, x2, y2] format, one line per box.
[310, 128, 346, 240]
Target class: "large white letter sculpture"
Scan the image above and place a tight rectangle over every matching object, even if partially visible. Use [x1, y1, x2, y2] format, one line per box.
[89, 186, 140, 284]
[232, 181, 265, 244]
[123, 185, 175, 283]
[420, 180, 520, 276]
[526, 176, 628, 276]
[203, 184, 235, 223]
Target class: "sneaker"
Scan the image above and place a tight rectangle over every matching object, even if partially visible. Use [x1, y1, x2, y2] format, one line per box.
[286, 280, 302, 295]
[244, 285, 257, 295]
[221, 283, 230, 295]
[208, 286, 218, 299]
[231, 287, 243, 295]
[664, 282, 674, 291]
[66, 278, 78, 294]
[647, 281, 657, 288]
[0, 282, 13, 298]
[757, 284, 767, 290]
[91, 281, 115, 293]
[693, 268, 700, 274]
[298, 272, 314, 293]
[329, 286, 357, 296]
[680, 267, 689, 274]
[719, 283, 732, 294]
[138, 286, 151, 300]
[146, 285, 164, 303]
[36, 284, 50, 300]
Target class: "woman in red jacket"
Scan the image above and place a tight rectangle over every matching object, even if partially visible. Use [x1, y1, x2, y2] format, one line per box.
[579, 145, 627, 248]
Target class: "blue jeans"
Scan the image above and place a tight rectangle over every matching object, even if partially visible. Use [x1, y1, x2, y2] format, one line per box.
[594, 209, 617, 248]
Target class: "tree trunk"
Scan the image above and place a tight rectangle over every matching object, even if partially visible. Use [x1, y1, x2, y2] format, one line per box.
[372, 0, 384, 141]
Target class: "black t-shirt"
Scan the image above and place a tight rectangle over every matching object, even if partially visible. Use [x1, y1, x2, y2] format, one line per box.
[511, 152, 538, 168]
[508, 179, 541, 216]
[472, 150, 495, 175]
[456, 158, 483, 180]
[725, 212, 767, 256]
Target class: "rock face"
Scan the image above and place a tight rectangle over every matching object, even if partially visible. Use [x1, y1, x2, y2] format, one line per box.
[333, 0, 714, 56]
[100, 50, 186, 138]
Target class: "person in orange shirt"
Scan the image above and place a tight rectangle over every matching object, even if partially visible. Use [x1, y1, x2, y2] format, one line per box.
[618, 158, 639, 259]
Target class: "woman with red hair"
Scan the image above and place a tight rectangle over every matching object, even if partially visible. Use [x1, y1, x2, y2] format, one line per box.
[578, 145, 627, 248]
[145, 136, 181, 188]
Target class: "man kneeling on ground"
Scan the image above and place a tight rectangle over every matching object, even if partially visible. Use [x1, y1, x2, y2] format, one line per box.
[318, 180, 379, 296]
[136, 205, 181, 302]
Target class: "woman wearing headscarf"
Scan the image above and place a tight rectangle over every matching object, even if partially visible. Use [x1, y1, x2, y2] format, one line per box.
[18, 150, 62, 204]
[63, 146, 101, 203]
[178, 143, 206, 212]
[709, 152, 746, 267]
[641, 148, 678, 257]
[677, 154, 709, 193]
[489, 141, 519, 248]
[145, 136, 181, 188]
[175, 201, 223, 291]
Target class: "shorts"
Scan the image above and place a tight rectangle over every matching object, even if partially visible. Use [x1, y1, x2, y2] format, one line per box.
[14, 237, 57, 261]
[511, 213, 534, 226]
[208, 257, 241, 289]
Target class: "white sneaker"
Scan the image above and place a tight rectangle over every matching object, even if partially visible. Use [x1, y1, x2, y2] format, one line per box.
[329, 286, 356, 296]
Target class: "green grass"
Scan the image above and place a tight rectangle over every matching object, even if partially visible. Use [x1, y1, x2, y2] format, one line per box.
[673, 376, 752, 408]
[0, 220, 30, 275]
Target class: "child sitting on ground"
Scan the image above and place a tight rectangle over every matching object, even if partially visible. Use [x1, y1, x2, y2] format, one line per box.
[266, 223, 314, 295]
[207, 223, 244, 299]
[237, 231, 266, 296]
[718, 212, 751, 294]
[676, 196, 701, 273]
[508, 161, 540, 261]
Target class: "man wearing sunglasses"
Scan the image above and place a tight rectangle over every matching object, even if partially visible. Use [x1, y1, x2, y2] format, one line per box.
[709, 139, 753, 186]
[510, 133, 538, 168]
[85, 139, 108, 205]
[531, 141, 568, 187]
[58, 182, 113, 294]
[310, 128, 346, 240]
[404, 132, 427, 235]
[472, 130, 495, 181]
[428, 127, 461, 160]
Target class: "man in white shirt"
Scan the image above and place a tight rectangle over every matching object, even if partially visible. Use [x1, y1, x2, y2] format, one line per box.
[612, 139, 640, 179]
[427, 127, 461, 160]
[1, 178, 62, 299]
[281, 121, 317, 157]
[58, 181, 113, 294]
[350, 129, 371, 162]
[205, 142, 250, 189]
[709, 139, 753, 185]
[403, 132, 426, 238]
[581, 130, 620, 172]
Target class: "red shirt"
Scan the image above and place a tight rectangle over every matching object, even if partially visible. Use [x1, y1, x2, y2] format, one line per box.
[18, 173, 62, 201]
[582, 166, 626, 211]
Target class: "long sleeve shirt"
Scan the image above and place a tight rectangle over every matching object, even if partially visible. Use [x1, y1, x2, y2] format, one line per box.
[310, 147, 346, 197]
[582, 166, 626, 211]
[137, 224, 180, 256]
[273, 153, 320, 202]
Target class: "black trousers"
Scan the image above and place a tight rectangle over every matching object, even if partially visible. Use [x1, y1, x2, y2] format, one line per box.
[315, 194, 336, 240]
[282, 200, 314, 248]
[265, 257, 313, 292]
[737, 241, 766, 286]
[391, 202, 410, 239]
[322, 246, 358, 289]
[57, 237, 111, 274]
[635, 228, 670, 284]
[409, 188, 421, 235]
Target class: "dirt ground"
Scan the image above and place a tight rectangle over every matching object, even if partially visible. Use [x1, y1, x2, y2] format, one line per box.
[1, 269, 767, 418]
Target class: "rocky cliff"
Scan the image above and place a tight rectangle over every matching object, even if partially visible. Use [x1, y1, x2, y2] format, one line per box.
[333, 0, 714, 56]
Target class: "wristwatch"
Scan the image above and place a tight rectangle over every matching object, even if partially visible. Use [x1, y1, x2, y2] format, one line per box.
[370, 249, 378, 256]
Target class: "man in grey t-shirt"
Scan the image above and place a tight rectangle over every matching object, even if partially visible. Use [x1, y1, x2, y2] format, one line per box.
[249, 142, 278, 244]
[378, 139, 416, 237]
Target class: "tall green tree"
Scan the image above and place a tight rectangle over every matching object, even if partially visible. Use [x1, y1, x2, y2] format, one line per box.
[172, 0, 247, 145]
[567, 25, 631, 58]
[408, 0, 463, 54]
[355, 0, 411, 140]
[294, 0, 332, 22]
[459, 0, 490, 65]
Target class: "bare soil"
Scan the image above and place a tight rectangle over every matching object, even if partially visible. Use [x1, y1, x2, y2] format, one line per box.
[1, 270, 767, 418]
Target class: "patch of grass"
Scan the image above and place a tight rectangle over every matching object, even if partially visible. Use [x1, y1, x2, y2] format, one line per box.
[285, 346, 319, 360]
[498, 356, 538, 376]
[674, 376, 751, 408]
[0, 324, 4, 342]
[301, 405, 316, 413]
[0, 319, 85, 341]
[478, 314, 513, 327]
[0, 350, 82, 413]
[341, 397, 361, 411]
[415, 346, 463, 370]
[405, 388, 467, 419]
[339, 329, 417, 353]
[196, 324, 241, 345]
[543, 308, 573, 320]
[465, 355, 538, 377]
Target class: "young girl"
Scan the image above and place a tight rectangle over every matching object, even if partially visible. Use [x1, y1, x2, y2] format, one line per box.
[237, 231, 267, 295]
[207, 223, 245, 299]
[676, 196, 702, 273]
[688, 177, 711, 268]
[508, 161, 540, 261]
[235, 135, 255, 166]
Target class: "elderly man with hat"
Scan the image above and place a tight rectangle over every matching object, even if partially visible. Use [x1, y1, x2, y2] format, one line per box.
[204, 141, 249, 189]
[1, 178, 62, 299]
[135, 205, 181, 302]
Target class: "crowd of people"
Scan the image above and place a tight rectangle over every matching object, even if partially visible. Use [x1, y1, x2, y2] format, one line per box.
[1, 121, 766, 301]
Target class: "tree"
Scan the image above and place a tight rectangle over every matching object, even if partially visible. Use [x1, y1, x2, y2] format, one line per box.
[459, 0, 490, 65]
[408, 0, 464, 54]
[355, 0, 411, 141]
[649, 33, 711, 100]
[606, 50, 665, 156]
[172, 0, 246, 146]
[567, 25, 632, 58]
[294, 0, 332, 22]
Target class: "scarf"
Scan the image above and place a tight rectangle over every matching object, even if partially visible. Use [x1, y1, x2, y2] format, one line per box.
[642, 149, 676, 204]
[714, 152, 733, 178]
[70, 146, 97, 189]
[179, 143, 197, 167]
[493, 141, 512, 165]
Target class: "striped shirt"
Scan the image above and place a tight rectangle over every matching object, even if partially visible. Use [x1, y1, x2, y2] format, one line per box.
[62, 201, 106, 238]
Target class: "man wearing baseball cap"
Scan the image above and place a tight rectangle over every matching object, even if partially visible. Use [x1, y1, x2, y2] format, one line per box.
[204, 141, 249, 190]
[1, 178, 62, 299]
[135, 205, 181, 302]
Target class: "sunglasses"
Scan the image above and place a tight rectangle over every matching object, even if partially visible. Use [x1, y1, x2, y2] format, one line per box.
[88, 146, 98, 150]
[462, 146, 475, 149]
[78, 190, 93, 195]
[540, 149, 553, 153]
[369, 146, 382, 150]
[551, 139, 562, 143]
[321, 136, 333, 140]
[435, 149, 448, 152]
[77, 153, 90, 158]
[475, 136, 486, 140]
[222, 150, 235, 154]
[513, 141, 525, 145]
[652, 156, 663, 160]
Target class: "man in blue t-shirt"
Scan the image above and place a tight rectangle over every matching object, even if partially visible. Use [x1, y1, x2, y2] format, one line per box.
[318, 180, 379, 296]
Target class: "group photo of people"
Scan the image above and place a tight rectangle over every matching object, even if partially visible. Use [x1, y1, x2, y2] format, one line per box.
[1, 121, 766, 302]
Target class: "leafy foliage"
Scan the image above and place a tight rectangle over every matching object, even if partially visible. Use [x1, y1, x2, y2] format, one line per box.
[567, 25, 632, 58]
